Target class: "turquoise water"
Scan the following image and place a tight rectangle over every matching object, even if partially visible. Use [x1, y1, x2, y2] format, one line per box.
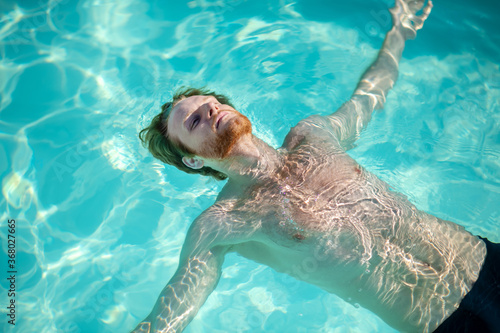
[1, 0, 499, 332]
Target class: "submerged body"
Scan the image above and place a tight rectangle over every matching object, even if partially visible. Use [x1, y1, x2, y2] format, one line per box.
[211, 113, 486, 332]
[132, 1, 491, 332]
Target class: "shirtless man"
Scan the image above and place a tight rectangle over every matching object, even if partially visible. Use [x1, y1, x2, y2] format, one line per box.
[133, 1, 500, 332]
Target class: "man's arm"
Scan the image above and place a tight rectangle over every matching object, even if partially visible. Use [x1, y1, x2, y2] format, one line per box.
[326, 0, 432, 148]
[131, 218, 229, 333]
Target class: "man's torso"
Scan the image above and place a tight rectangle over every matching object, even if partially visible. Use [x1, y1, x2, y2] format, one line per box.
[203, 116, 486, 332]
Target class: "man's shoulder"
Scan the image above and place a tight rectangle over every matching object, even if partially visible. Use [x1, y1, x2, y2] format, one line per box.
[187, 201, 256, 246]
[281, 115, 341, 151]
[292, 114, 331, 132]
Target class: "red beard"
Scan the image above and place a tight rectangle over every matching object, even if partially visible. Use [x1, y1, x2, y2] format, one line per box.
[198, 112, 252, 159]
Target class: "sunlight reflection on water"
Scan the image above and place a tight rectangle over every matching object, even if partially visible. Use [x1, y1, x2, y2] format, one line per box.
[0, 0, 499, 332]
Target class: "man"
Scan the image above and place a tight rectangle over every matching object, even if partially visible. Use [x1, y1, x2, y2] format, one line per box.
[133, 0, 500, 332]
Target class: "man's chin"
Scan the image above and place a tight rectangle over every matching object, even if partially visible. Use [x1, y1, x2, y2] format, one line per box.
[198, 114, 252, 159]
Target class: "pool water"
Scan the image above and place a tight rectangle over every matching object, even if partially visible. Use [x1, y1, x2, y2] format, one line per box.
[0, 0, 499, 332]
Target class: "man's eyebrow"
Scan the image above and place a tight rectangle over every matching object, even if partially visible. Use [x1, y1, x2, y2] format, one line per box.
[182, 96, 213, 124]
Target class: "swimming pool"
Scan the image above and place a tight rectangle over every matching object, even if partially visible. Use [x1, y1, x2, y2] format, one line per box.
[0, 0, 499, 332]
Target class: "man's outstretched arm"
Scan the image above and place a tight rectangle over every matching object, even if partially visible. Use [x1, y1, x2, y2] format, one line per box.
[131, 219, 229, 333]
[326, 0, 432, 147]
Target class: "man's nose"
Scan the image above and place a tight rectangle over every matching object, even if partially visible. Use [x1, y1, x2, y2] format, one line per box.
[205, 102, 219, 118]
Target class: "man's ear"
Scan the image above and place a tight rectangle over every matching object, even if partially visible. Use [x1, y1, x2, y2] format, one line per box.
[182, 156, 204, 169]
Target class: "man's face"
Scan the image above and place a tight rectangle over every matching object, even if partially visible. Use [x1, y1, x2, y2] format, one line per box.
[167, 95, 252, 159]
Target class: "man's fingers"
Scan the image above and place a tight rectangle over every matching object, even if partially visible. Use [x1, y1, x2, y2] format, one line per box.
[408, 0, 425, 13]
[420, 0, 433, 21]
[390, 0, 432, 40]
[413, 0, 433, 31]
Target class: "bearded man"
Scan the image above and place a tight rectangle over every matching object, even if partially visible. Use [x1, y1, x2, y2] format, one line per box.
[132, 1, 500, 332]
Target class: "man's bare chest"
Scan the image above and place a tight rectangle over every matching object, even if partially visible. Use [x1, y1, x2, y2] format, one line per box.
[227, 151, 398, 248]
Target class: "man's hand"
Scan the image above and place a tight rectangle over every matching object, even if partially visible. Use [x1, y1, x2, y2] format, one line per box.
[390, 0, 433, 40]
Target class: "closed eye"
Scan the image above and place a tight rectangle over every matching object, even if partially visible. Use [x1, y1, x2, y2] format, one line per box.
[191, 115, 200, 130]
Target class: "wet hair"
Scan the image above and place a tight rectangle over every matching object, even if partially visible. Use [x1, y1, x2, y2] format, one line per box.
[139, 87, 235, 181]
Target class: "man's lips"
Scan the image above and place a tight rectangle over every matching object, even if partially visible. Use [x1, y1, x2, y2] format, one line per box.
[215, 112, 229, 130]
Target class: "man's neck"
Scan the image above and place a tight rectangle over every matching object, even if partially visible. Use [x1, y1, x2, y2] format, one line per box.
[205, 134, 284, 189]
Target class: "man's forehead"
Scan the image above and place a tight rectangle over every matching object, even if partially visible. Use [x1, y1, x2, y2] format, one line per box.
[177, 95, 215, 110]
[169, 96, 194, 121]
[170, 95, 216, 119]
[166, 95, 201, 131]
[161, 102, 173, 121]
